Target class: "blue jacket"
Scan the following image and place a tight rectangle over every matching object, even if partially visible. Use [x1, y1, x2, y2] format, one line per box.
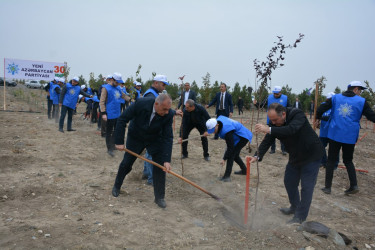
[217, 116, 253, 145]
[208, 92, 233, 116]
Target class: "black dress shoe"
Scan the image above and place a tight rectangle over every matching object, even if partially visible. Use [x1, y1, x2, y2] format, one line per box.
[287, 217, 303, 224]
[321, 187, 331, 194]
[58, 129, 64, 133]
[282, 151, 287, 156]
[345, 186, 359, 195]
[204, 156, 210, 162]
[107, 150, 115, 157]
[112, 186, 120, 197]
[219, 176, 231, 182]
[234, 170, 246, 175]
[141, 174, 148, 180]
[67, 129, 76, 132]
[280, 207, 295, 215]
[181, 155, 188, 159]
[269, 150, 275, 154]
[154, 198, 167, 208]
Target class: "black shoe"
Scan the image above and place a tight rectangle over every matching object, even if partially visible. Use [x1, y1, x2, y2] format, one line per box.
[181, 155, 188, 159]
[204, 156, 210, 162]
[154, 198, 167, 208]
[107, 150, 115, 157]
[219, 176, 231, 182]
[112, 186, 120, 197]
[234, 170, 246, 175]
[141, 174, 148, 180]
[287, 217, 303, 224]
[269, 150, 275, 154]
[321, 187, 331, 194]
[58, 129, 64, 133]
[146, 181, 153, 186]
[344, 186, 359, 195]
[282, 151, 287, 156]
[67, 129, 76, 132]
[280, 207, 295, 215]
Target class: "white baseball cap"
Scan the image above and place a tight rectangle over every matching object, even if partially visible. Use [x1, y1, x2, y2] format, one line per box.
[272, 86, 282, 93]
[54, 77, 60, 82]
[113, 72, 124, 84]
[348, 81, 367, 89]
[134, 81, 142, 86]
[153, 75, 169, 85]
[58, 78, 64, 83]
[72, 76, 79, 82]
[81, 85, 86, 90]
[106, 74, 113, 80]
[206, 118, 217, 134]
[326, 92, 335, 99]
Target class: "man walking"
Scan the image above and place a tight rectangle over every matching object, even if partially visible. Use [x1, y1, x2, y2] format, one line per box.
[293, 97, 303, 110]
[317, 81, 375, 195]
[206, 83, 233, 139]
[178, 99, 211, 161]
[237, 96, 244, 115]
[251, 103, 324, 224]
[112, 94, 174, 209]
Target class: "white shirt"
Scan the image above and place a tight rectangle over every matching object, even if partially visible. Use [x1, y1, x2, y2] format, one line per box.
[184, 90, 190, 105]
[149, 106, 156, 125]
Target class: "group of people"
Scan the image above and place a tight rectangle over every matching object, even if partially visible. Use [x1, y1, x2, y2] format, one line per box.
[45, 76, 374, 225]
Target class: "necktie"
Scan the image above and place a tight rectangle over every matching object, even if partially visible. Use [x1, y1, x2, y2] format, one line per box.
[220, 93, 224, 110]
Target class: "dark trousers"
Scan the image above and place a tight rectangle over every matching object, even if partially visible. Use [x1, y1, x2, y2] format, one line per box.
[238, 107, 243, 115]
[86, 100, 93, 117]
[100, 113, 107, 136]
[47, 98, 53, 119]
[320, 137, 339, 168]
[325, 139, 356, 188]
[270, 137, 286, 152]
[215, 110, 229, 139]
[284, 160, 320, 221]
[92, 102, 99, 123]
[114, 137, 166, 200]
[182, 124, 209, 157]
[224, 137, 248, 177]
[106, 118, 117, 151]
[52, 104, 60, 123]
[121, 103, 126, 113]
[59, 105, 74, 130]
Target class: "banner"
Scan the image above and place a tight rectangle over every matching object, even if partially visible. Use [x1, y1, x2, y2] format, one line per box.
[4, 58, 65, 81]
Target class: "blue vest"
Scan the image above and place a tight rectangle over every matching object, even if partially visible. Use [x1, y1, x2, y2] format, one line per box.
[86, 87, 93, 95]
[143, 87, 159, 98]
[319, 102, 331, 138]
[62, 83, 81, 109]
[51, 84, 61, 105]
[92, 95, 100, 103]
[217, 116, 253, 145]
[327, 94, 365, 144]
[48, 81, 55, 98]
[267, 94, 288, 123]
[135, 88, 142, 100]
[104, 84, 122, 119]
[118, 86, 127, 104]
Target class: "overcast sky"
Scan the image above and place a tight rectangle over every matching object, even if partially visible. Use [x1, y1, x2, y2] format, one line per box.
[1, 0, 374, 94]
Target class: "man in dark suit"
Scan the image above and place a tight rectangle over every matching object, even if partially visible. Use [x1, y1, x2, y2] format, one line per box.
[205, 83, 233, 139]
[178, 99, 211, 161]
[293, 97, 303, 110]
[178, 82, 197, 109]
[251, 103, 324, 224]
[112, 93, 174, 209]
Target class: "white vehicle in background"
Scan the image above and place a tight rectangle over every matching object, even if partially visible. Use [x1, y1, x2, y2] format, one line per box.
[26, 80, 42, 89]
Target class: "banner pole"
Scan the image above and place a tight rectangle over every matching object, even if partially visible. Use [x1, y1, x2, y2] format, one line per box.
[3, 58, 6, 111]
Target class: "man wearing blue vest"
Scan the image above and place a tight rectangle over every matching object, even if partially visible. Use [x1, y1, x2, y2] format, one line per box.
[50, 78, 64, 123]
[206, 116, 253, 182]
[318, 92, 339, 169]
[100, 73, 130, 157]
[254, 86, 290, 155]
[205, 83, 234, 140]
[142, 75, 169, 185]
[250, 103, 324, 224]
[58, 76, 92, 133]
[134, 81, 142, 101]
[112, 93, 174, 209]
[44, 77, 59, 119]
[317, 81, 375, 195]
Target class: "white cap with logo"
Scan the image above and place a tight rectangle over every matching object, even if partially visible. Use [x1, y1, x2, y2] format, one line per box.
[113, 72, 124, 84]
[153, 75, 169, 85]
[206, 118, 218, 134]
[349, 81, 367, 90]
[272, 86, 282, 93]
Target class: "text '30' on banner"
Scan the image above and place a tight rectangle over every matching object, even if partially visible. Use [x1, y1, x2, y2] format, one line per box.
[4, 58, 65, 81]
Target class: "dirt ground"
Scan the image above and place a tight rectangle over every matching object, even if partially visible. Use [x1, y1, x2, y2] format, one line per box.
[0, 85, 374, 249]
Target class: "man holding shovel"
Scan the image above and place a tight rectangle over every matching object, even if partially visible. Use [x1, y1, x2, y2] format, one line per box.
[112, 93, 174, 209]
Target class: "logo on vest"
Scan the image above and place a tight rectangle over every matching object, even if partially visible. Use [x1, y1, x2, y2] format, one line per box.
[280, 100, 283, 103]
[114, 91, 121, 99]
[69, 89, 75, 95]
[338, 103, 353, 118]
